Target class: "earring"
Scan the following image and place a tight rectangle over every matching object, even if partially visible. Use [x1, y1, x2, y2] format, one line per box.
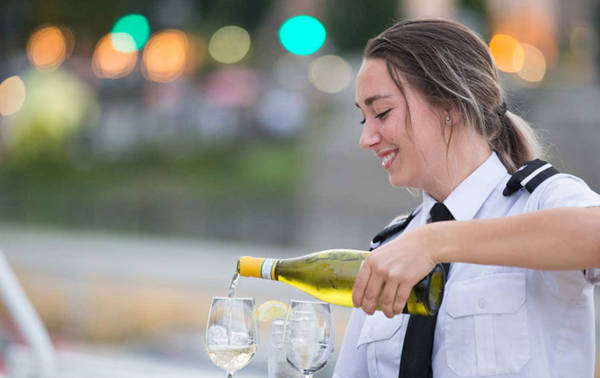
[445, 115, 451, 124]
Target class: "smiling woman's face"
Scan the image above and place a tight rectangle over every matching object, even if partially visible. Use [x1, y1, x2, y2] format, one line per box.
[355, 58, 449, 190]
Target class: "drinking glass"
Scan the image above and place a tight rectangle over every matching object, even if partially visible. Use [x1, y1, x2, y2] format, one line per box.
[268, 318, 302, 378]
[284, 300, 334, 378]
[206, 297, 258, 378]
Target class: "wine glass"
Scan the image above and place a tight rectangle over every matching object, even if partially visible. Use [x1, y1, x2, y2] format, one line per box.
[284, 300, 334, 378]
[206, 297, 258, 378]
[268, 318, 302, 378]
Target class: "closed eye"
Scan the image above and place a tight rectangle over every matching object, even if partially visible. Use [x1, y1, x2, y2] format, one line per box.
[375, 108, 392, 119]
[359, 108, 392, 125]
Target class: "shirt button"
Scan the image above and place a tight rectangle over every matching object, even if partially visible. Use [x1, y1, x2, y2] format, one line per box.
[478, 298, 487, 309]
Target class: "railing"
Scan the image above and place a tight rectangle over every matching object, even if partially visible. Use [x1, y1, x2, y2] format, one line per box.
[0, 251, 55, 377]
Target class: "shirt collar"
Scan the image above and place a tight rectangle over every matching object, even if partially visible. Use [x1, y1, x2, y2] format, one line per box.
[420, 151, 507, 222]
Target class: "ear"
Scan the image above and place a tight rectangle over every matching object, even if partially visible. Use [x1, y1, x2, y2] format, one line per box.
[448, 107, 463, 126]
[440, 107, 461, 144]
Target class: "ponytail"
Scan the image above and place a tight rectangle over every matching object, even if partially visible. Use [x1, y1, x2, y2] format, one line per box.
[490, 110, 543, 173]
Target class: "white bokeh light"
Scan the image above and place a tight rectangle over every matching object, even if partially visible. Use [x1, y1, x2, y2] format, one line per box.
[309, 55, 353, 94]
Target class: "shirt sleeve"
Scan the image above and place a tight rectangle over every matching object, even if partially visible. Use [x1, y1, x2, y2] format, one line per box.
[535, 174, 600, 285]
[332, 308, 369, 377]
[536, 174, 600, 210]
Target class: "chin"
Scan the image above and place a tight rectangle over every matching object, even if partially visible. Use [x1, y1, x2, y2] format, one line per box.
[388, 166, 421, 188]
[388, 173, 409, 188]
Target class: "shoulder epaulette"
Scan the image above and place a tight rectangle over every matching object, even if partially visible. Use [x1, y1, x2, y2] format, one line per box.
[503, 159, 559, 196]
[370, 211, 416, 251]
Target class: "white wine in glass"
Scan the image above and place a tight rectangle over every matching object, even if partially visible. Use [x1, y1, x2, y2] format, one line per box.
[284, 300, 334, 378]
[206, 297, 257, 378]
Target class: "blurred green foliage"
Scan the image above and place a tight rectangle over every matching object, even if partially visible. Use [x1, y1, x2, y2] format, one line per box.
[0, 141, 300, 243]
[459, 0, 487, 16]
[200, 0, 274, 31]
[7, 120, 71, 166]
[325, 0, 399, 52]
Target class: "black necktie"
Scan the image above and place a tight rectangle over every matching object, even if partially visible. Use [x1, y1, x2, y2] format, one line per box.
[398, 202, 453, 378]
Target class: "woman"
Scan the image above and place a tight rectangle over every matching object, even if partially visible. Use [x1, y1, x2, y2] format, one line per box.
[334, 19, 600, 378]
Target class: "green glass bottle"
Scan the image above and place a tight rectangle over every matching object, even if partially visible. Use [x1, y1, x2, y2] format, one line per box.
[237, 249, 445, 315]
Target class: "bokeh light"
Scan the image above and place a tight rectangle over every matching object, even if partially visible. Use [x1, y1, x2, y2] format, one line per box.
[92, 34, 138, 79]
[258, 89, 306, 137]
[204, 67, 261, 108]
[208, 26, 251, 64]
[279, 15, 326, 56]
[514, 43, 546, 83]
[4, 69, 100, 163]
[489, 34, 521, 73]
[111, 14, 150, 52]
[309, 55, 353, 94]
[142, 30, 189, 83]
[27, 26, 67, 71]
[111, 33, 137, 54]
[59, 26, 76, 59]
[0, 76, 26, 116]
[491, 3, 557, 68]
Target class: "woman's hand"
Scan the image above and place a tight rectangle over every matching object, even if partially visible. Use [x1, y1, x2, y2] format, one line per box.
[352, 225, 439, 318]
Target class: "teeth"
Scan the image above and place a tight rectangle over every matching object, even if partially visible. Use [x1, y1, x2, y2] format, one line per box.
[381, 151, 397, 166]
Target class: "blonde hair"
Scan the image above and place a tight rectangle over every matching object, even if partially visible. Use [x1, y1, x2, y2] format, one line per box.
[364, 19, 542, 173]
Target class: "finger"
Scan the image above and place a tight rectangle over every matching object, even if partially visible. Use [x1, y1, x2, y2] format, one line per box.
[361, 271, 384, 315]
[379, 279, 399, 318]
[392, 285, 410, 315]
[352, 261, 371, 308]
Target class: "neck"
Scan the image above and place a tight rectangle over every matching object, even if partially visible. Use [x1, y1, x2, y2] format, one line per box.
[425, 131, 491, 202]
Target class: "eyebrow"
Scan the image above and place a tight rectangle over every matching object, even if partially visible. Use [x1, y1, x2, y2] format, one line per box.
[354, 94, 393, 108]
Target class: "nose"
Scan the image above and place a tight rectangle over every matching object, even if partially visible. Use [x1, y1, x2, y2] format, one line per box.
[359, 121, 381, 150]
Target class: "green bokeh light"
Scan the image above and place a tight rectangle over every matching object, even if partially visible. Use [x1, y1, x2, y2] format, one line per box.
[278, 15, 326, 55]
[111, 14, 150, 52]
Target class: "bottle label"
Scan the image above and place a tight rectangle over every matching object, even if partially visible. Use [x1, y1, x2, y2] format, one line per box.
[261, 258, 277, 280]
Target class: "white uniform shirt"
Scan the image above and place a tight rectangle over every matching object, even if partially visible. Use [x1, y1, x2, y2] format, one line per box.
[333, 152, 600, 378]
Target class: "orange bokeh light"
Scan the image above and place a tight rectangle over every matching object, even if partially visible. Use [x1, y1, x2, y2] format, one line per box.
[491, 3, 557, 68]
[0, 76, 26, 116]
[92, 34, 138, 79]
[142, 30, 189, 83]
[59, 26, 76, 59]
[489, 34, 522, 73]
[27, 26, 67, 71]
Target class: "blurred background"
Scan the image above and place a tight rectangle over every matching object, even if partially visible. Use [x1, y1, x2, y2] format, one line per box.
[1, 0, 600, 376]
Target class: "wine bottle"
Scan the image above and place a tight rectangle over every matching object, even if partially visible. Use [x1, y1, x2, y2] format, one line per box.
[237, 249, 445, 316]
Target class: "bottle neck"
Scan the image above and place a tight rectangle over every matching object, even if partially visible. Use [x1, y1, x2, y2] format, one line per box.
[238, 256, 278, 280]
[259, 258, 277, 280]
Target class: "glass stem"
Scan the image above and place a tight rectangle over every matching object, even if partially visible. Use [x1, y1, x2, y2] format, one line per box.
[302, 375, 312, 378]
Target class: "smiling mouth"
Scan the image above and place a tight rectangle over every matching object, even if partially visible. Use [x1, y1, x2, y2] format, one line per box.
[381, 150, 398, 169]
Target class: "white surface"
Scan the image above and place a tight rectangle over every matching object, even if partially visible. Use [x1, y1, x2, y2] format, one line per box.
[6, 344, 264, 378]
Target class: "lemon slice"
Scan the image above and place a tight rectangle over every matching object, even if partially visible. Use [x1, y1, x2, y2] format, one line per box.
[256, 300, 288, 322]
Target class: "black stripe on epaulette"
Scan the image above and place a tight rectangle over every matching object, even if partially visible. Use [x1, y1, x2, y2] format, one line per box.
[503, 159, 559, 196]
[369, 211, 416, 251]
